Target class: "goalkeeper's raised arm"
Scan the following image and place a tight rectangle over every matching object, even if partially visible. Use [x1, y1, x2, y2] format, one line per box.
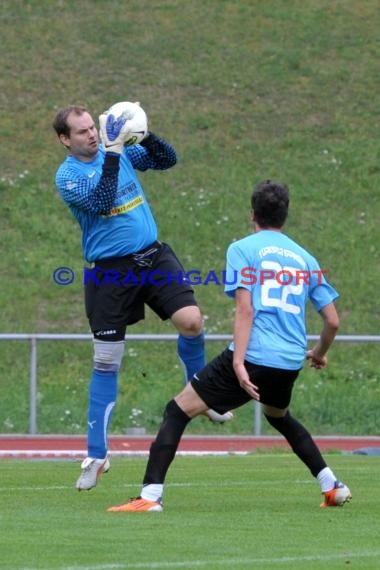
[127, 131, 177, 171]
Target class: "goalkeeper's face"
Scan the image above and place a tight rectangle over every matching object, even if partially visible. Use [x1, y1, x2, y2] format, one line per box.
[61, 111, 99, 161]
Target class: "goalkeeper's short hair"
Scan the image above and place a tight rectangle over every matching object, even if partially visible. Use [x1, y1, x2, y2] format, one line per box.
[53, 105, 89, 137]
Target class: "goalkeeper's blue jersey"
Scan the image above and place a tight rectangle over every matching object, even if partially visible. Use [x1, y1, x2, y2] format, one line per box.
[55, 141, 174, 262]
[224, 230, 339, 370]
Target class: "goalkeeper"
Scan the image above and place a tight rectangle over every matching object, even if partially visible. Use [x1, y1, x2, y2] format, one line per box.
[53, 104, 232, 491]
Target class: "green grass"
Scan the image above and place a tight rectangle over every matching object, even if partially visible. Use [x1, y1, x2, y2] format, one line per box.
[1, 0, 380, 435]
[0, 340, 379, 435]
[1, 454, 379, 569]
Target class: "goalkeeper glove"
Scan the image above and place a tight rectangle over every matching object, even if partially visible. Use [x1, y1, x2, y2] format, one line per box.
[99, 112, 132, 155]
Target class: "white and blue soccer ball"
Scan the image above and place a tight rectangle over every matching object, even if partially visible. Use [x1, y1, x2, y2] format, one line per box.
[106, 101, 148, 145]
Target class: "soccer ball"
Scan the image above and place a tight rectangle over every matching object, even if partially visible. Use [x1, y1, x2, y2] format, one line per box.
[106, 101, 148, 145]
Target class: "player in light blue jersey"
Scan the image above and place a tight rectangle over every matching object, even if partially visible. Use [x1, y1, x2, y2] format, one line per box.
[108, 180, 352, 512]
[53, 104, 232, 491]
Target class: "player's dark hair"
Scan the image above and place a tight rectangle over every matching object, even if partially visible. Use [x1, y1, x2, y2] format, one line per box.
[52, 105, 89, 137]
[251, 180, 289, 228]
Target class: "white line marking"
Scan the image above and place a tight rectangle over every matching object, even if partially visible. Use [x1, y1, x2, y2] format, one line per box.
[21, 550, 380, 570]
[0, 479, 311, 493]
[0, 450, 249, 458]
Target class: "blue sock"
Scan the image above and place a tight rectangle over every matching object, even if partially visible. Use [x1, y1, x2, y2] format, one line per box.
[177, 332, 206, 384]
[87, 369, 118, 458]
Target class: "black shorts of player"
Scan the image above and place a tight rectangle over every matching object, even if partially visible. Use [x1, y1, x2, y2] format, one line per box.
[84, 241, 197, 334]
[191, 348, 301, 412]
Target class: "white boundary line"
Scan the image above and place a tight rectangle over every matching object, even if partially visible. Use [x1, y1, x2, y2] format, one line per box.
[21, 549, 380, 570]
[0, 450, 248, 458]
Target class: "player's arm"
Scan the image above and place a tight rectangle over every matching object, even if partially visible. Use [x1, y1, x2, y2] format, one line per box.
[232, 288, 260, 400]
[56, 157, 119, 215]
[306, 302, 339, 369]
[126, 132, 177, 171]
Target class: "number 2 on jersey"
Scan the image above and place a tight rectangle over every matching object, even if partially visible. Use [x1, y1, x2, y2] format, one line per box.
[260, 260, 303, 314]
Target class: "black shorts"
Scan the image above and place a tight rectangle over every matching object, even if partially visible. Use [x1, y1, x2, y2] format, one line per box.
[84, 241, 198, 333]
[191, 348, 300, 412]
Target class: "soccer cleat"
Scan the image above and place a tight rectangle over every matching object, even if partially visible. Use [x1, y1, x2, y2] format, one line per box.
[107, 497, 163, 512]
[320, 481, 352, 508]
[206, 409, 234, 423]
[76, 456, 110, 491]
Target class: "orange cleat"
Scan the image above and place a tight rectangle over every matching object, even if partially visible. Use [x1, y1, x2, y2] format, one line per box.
[107, 496, 163, 512]
[320, 481, 352, 508]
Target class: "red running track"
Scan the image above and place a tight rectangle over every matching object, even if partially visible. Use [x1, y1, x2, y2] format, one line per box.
[1, 434, 380, 458]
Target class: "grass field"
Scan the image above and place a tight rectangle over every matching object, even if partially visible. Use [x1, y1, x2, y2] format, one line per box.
[0, 0, 379, 435]
[1, 4, 379, 568]
[1, 454, 379, 569]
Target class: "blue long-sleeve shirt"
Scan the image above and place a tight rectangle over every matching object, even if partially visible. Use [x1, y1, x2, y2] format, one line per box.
[55, 133, 177, 262]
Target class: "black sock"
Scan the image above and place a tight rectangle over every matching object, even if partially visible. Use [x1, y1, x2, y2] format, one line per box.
[264, 411, 327, 477]
[143, 399, 191, 485]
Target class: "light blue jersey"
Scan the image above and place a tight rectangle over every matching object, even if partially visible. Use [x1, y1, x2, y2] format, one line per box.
[225, 230, 339, 370]
[55, 137, 176, 262]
